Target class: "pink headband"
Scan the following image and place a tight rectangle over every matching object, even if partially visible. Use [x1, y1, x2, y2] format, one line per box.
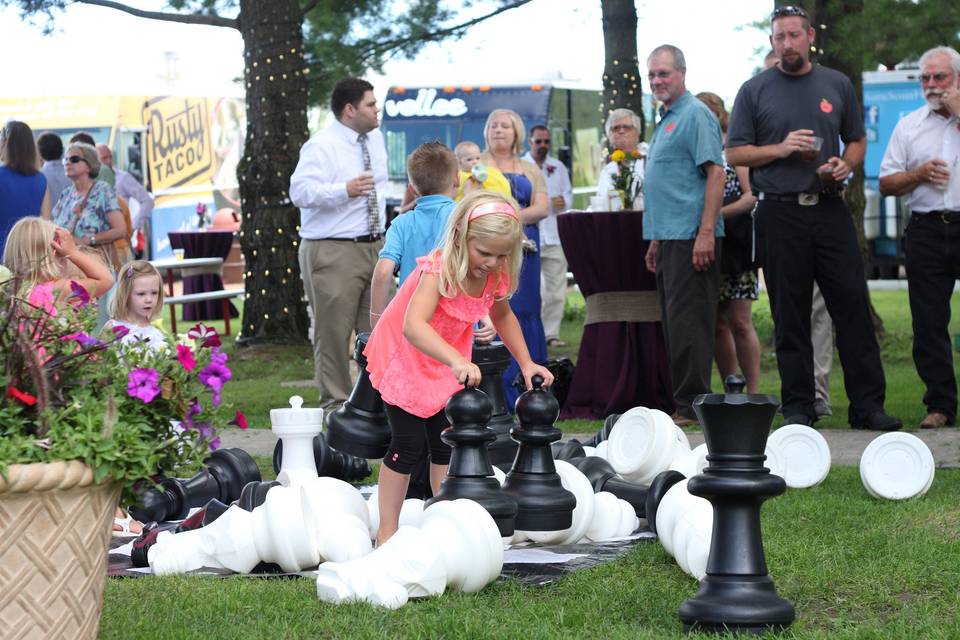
[468, 202, 520, 223]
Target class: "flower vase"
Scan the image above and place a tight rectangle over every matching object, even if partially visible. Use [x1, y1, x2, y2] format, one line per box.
[0, 461, 120, 640]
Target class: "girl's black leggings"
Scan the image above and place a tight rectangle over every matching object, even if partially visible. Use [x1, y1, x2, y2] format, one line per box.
[382, 402, 451, 474]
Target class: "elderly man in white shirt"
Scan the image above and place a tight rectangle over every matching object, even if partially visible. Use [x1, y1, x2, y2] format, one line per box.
[879, 46, 960, 430]
[522, 124, 573, 346]
[290, 77, 390, 409]
[595, 108, 646, 211]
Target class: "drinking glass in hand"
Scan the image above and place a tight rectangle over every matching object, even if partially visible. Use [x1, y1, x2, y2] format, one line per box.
[800, 136, 823, 163]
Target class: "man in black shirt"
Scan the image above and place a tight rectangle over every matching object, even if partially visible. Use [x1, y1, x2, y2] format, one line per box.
[726, 5, 900, 431]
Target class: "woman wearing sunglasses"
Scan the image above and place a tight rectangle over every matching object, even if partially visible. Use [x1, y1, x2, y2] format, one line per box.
[0, 120, 51, 258]
[50, 141, 126, 327]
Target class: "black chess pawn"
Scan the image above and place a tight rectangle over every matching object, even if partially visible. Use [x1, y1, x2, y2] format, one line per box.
[426, 386, 518, 537]
[501, 375, 576, 531]
[325, 332, 392, 459]
[568, 456, 650, 518]
[583, 412, 621, 447]
[723, 374, 747, 394]
[551, 438, 586, 461]
[272, 433, 371, 482]
[473, 340, 520, 468]
[678, 393, 795, 634]
[128, 447, 261, 523]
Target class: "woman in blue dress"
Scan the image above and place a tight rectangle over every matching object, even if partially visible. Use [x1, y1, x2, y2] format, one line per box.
[481, 109, 549, 409]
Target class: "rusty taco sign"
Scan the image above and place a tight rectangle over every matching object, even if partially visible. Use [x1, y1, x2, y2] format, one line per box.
[143, 96, 213, 192]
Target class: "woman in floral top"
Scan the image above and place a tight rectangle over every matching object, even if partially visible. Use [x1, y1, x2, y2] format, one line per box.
[50, 142, 125, 327]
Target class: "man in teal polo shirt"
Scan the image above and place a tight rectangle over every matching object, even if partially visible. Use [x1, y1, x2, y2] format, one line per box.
[643, 44, 725, 426]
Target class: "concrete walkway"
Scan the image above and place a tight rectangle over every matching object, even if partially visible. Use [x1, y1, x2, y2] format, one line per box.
[219, 426, 960, 468]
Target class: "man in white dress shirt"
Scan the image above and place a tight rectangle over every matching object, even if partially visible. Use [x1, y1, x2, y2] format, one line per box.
[290, 77, 390, 408]
[595, 108, 646, 211]
[879, 46, 960, 429]
[522, 125, 573, 346]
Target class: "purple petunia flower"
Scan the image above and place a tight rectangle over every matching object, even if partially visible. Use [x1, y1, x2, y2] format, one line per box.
[198, 359, 232, 406]
[68, 281, 91, 307]
[127, 368, 160, 403]
[60, 331, 101, 349]
[184, 399, 202, 429]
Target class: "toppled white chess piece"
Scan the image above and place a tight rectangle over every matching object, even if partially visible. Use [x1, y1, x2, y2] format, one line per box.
[149, 477, 376, 575]
[315, 499, 503, 609]
[149, 484, 320, 575]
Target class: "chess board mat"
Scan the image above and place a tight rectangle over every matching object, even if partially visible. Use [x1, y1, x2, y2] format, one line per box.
[108, 529, 656, 586]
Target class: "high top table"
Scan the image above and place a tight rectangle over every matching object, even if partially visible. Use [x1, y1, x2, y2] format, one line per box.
[557, 210, 674, 419]
[167, 230, 239, 321]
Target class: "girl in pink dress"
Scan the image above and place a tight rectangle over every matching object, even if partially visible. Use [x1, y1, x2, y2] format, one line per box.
[365, 191, 554, 545]
[2, 217, 113, 308]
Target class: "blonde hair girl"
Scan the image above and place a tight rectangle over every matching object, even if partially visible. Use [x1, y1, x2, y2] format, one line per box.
[2, 216, 112, 307]
[363, 189, 554, 548]
[106, 260, 167, 351]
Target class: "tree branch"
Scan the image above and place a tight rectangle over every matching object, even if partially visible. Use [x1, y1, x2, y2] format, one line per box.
[359, 0, 533, 59]
[73, 0, 238, 28]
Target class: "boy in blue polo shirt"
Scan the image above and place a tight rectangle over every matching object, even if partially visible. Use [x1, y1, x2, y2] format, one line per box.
[369, 142, 459, 326]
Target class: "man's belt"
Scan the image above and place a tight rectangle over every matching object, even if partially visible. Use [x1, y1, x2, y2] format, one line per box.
[323, 233, 383, 243]
[757, 191, 843, 206]
[914, 210, 960, 223]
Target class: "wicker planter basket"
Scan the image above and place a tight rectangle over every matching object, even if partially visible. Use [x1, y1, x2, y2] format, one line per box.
[0, 461, 120, 640]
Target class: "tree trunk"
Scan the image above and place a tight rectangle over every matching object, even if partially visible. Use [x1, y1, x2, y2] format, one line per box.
[600, 0, 644, 139]
[235, 0, 311, 344]
[814, 0, 884, 332]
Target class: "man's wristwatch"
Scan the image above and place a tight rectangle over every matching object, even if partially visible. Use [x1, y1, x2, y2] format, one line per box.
[89, 235, 96, 246]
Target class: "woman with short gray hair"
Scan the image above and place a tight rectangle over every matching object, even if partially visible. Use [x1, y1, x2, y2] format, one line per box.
[596, 108, 647, 210]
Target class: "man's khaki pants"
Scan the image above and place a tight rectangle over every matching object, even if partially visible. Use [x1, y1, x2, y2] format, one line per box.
[299, 238, 384, 408]
[540, 243, 568, 341]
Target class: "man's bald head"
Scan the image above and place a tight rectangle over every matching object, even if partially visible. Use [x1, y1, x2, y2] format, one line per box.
[96, 144, 113, 168]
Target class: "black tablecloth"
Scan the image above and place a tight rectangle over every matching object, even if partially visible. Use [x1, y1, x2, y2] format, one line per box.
[168, 230, 239, 321]
[557, 211, 673, 419]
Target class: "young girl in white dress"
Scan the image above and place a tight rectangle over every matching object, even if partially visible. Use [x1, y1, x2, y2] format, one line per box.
[106, 260, 167, 351]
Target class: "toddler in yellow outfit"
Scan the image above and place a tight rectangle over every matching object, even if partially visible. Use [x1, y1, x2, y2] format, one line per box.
[454, 141, 512, 200]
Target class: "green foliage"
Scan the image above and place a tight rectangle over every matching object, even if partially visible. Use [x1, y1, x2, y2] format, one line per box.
[0, 276, 236, 502]
[825, 0, 960, 70]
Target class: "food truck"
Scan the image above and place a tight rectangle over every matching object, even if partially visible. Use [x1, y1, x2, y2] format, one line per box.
[380, 84, 643, 210]
[0, 95, 245, 259]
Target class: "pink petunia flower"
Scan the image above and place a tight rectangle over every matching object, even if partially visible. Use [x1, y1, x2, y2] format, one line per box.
[127, 368, 160, 403]
[176, 344, 196, 372]
[112, 324, 130, 339]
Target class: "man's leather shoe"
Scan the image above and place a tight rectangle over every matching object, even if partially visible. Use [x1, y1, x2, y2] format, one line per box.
[783, 414, 814, 427]
[850, 411, 902, 431]
[919, 412, 951, 429]
[671, 412, 698, 427]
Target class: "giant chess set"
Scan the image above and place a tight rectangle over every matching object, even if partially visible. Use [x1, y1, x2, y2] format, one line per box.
[121, 352, 938, 633]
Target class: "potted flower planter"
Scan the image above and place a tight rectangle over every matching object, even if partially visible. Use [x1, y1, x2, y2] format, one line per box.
[0, 461, 119, 640]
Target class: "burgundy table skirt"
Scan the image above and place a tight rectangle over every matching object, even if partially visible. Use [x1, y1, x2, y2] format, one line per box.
[557, 211, 673, 419]
[168, 230, 239, 322]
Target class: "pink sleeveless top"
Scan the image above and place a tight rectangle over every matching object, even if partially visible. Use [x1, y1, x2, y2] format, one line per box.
[365, 253, 509, 418]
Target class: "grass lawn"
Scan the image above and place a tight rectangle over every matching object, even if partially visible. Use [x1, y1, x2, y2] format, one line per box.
[101, 288, 960, 638]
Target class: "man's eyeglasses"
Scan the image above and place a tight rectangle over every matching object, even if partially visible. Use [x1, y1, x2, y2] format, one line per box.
[921, 72, 952, 83]
[63, 155, 87, 164]
[531, 138, 551, 145]
[771, 5, 808, 20]
[611, 124, 636, 133]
